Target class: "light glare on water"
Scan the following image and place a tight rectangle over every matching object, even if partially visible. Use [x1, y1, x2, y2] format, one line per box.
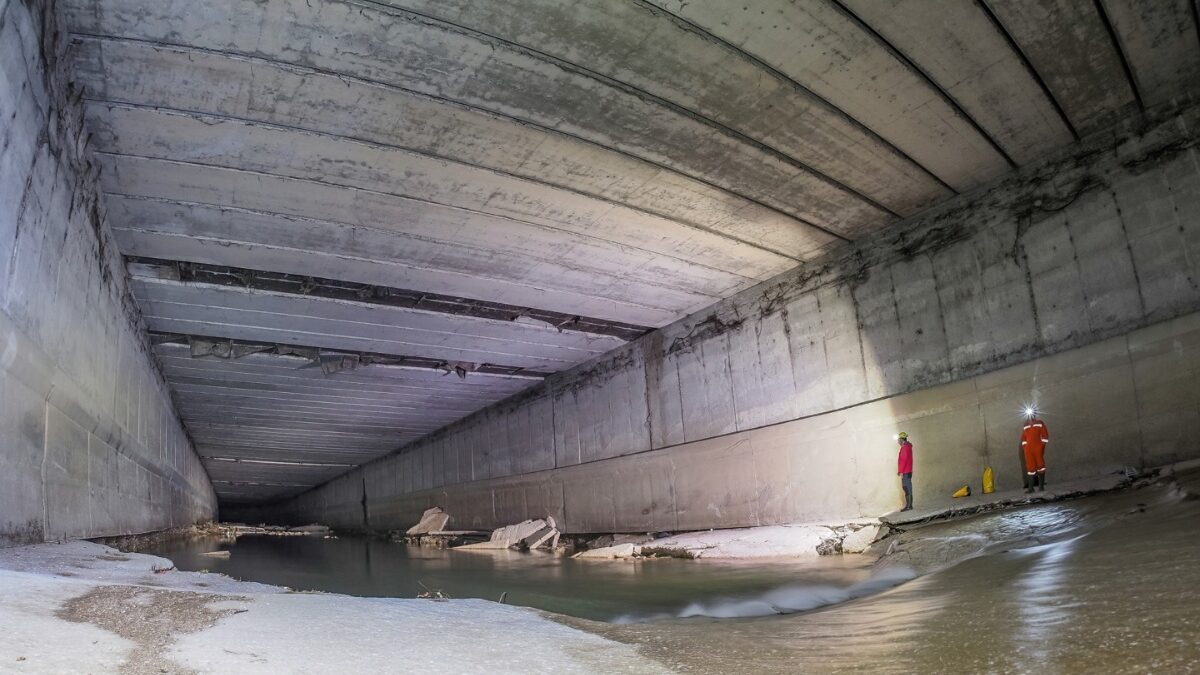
[143, 472, 1200, 673]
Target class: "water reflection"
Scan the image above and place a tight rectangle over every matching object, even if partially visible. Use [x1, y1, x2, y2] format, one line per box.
[143, 534, 875, 623]
[591, 477, 1200, 674]
[616, 566, 916, 622]
[1012, 533, 1085, 660]
[143, 474, 1200, 673]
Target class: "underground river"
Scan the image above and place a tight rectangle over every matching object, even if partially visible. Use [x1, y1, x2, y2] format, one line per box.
[141, 470, 1200, 673]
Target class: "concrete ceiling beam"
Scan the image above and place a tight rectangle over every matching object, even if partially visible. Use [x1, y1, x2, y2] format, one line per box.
[839, 0, 1074, 165]
[642, 0, 1012, 191]
[62, 0, 889, 237]
[130, 275, 626, 371]
[206, 458, 357, 468]
[165, 374, 525, 409]
[65, 37, 831, 264]
[368, 0, 952, 217]
[154, 350, 540, 391]
[1097, 0, 1200, 108]
[100, 157, 741, 325]
[982, 0, 1139, 134]
[134, 258, 651, 341]
[84, 100, 806, 288]
[163, 373, 527, 407]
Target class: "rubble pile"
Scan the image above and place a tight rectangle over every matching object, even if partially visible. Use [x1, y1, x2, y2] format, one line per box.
[455, 517, 562, 551]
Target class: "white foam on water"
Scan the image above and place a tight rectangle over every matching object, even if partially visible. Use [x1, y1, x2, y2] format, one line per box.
[613, 566, 916, 623]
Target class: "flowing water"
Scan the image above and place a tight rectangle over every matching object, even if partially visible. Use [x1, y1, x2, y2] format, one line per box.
[144, 471, 1200, 673]
[582, 471, 1200, 673]
[144, 533, 883, 623]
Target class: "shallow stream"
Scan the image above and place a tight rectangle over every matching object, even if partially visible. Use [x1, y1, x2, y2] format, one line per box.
[144, 471, 1200, 673]
[144, 533, 882, 623]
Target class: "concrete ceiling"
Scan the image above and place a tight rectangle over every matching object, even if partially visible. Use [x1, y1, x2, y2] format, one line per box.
[61, 0, 1200, 503]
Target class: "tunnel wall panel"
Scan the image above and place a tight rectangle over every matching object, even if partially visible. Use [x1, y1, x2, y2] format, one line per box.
[250, 312, 1200, 532]
[0, 0, 217, 546]
[254, 81, 1200, 535]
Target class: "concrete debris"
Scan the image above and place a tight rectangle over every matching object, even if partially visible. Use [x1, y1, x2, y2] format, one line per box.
[221, 525, 307, 537]
[815, 538, 841, 556]
[287, 525, 332, 536]
[584, 534, 615, 550]
[840, 524, 881, 554]
[575, 543, 639, 559]
[570, 525, 854, 560]
[567, 524, 897, 561]
[647, 525, 836, 559]
[402, 531, 490, 548]
[416, 581, 450, 601]
[406, 508, 451, 536]
[454, 518, 561, 551]
[528, 531, 560, 550]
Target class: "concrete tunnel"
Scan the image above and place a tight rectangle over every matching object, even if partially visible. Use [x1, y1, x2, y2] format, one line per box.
[6, 0, 1200, 541]
[4, 0, 1200, 654]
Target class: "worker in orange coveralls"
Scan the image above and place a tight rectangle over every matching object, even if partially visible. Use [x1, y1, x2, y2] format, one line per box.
[1021, 412, 1049, 493]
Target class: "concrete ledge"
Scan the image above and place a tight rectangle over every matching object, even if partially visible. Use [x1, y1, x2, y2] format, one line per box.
[881, 472, 1130, 528]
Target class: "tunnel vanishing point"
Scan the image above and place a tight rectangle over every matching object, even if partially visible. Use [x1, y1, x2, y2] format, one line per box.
[3, 0, 1200, 544]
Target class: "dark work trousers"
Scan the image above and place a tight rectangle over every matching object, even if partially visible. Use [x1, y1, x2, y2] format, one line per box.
[901, 472, 913, 507]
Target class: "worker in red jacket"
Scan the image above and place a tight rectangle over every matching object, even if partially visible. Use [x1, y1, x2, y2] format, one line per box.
[1021, 413, 1049, 493]
[897, 432, 914, 511]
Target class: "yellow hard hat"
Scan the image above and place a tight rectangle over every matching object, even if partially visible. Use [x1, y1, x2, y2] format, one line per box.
[897, 432, 908, 440]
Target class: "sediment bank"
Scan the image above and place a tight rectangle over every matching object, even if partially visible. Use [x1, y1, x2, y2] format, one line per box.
[0, 542, 668, 674]
[4, 470, 1196, 673]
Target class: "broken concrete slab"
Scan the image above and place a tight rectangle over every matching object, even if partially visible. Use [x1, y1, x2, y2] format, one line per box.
[405, 507, 451, 536]
[454, 519, 548, 550]
[639, 525, 836, 559]
[527, 527, 560, 551]
[840, 524, 881, 554]
[574, 543, 639, 559]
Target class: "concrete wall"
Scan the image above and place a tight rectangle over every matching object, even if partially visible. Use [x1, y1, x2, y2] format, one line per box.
[256, 90, 1200, 534]
[247, 311, 1200, 532]
[0, 0, 217, 546]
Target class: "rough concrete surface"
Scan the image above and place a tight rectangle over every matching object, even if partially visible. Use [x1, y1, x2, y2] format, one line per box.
[2, 0, 1186, 512]
[0, 0, 216, 546]
[258, 104, 1200, 534]
[6, 0, 1200, 538]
